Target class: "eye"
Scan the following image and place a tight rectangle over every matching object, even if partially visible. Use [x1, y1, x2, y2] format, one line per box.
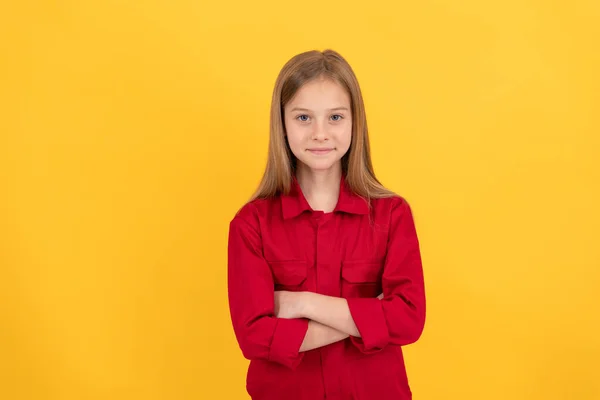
[330, 114, 344, 121]
[296, 115, 310, 122]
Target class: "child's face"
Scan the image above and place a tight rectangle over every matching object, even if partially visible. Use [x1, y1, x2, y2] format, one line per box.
[283, 78, 352, 173]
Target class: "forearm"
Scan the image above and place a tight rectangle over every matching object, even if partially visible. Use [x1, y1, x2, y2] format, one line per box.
[302, 292, 361, 337]
[299, 320, 349, 352]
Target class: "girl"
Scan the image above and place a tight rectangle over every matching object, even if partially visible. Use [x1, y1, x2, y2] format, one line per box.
[227, 49, 426, 400]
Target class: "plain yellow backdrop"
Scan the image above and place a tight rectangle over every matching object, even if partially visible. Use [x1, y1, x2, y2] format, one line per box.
[1, 0, 599, 399]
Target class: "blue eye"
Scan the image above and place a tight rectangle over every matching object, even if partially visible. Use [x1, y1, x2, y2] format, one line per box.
[331, 114, 343, 121]
[297, 115, 309, 122]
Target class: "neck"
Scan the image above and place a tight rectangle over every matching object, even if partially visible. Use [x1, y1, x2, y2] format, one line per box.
[296, 163, 342, 213]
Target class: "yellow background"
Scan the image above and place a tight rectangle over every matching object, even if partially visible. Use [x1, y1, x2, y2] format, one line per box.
[1, 0, 599, 399]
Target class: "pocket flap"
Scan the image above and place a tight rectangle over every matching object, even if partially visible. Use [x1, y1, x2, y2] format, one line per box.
[269, 260, 308, 286]
[341, 260, 383, 283]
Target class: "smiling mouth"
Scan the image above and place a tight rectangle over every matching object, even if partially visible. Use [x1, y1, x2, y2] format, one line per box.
[307, 148, 334, 155]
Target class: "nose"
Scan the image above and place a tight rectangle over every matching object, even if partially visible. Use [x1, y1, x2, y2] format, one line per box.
[311, 120, 328, 141]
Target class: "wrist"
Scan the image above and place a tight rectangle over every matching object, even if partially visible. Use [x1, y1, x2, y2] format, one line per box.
[300, 291, 316, 319]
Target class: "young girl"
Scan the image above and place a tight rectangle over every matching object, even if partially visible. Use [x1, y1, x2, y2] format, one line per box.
[227, 49, 426, 400]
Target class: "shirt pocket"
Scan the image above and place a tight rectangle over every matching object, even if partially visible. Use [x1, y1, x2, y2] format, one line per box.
[341, 259, 383, 298]
[268, 260, 308, 291]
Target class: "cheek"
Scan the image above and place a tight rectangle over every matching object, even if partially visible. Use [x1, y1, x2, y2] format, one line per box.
[336, 124, 353, 150]
[285, 128, 305, 155]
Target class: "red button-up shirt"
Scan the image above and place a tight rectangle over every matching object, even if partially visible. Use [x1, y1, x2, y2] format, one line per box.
[227, 176, 426, 400]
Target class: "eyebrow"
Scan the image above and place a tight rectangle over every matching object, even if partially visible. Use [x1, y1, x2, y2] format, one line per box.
[289, 106, 350, 112]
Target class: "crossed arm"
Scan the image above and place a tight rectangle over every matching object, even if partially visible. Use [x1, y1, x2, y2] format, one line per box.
[228, 199, 425, 369]
[274, 290, 383, 352]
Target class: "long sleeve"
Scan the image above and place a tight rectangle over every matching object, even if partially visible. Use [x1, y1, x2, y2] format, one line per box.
[227, 207, 309, 369]
[346, 197, 426, 353]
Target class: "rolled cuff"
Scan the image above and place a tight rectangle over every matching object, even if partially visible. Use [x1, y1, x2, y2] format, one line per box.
[347, 297, 389, 353]
[268, 318, 309, 369]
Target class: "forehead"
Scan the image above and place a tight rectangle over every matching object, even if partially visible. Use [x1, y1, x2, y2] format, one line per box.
[286, 78, 350, 109]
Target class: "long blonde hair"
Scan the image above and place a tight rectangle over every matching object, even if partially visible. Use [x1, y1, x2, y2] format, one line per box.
[249, 49, 395, 202]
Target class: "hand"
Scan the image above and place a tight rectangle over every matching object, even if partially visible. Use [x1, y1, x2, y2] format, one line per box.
[274, 291, 307, 319]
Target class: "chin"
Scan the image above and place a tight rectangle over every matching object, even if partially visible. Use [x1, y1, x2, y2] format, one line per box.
[297, 158, 341, 172]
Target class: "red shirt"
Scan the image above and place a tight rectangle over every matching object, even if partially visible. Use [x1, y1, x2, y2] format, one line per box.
[227, 176, 426, 400]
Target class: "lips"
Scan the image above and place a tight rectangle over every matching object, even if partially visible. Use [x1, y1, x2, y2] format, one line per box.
[307, 148, 334, 155]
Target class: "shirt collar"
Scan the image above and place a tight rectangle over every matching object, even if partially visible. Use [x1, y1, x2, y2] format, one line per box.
[281, 174, 369, 220]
